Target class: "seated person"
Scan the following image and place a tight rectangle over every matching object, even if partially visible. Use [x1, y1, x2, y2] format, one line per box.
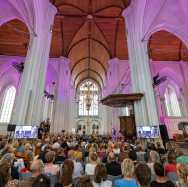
[135, 163, 151, 187]
[55, 159, 74, 187]
[93, 164, 112, 187]
[85, 152, 98, 176]
[68, 150, 83, 179]
[136, 145, 146, 162]
[105, 152, 122, 176]
[44, 151, 60, 176]
[75, 176, 93, 187]
[164, 151, 177, 174]
[176, 155, 188, 187]
[151, 162, 175, 187]
[18, 159, 45, 187]
[15, 140, 25, 155]
[114, 159, 138, 187]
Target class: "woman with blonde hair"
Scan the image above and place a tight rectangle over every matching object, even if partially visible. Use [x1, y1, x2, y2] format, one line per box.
[85, 152, 98, 176]
[176, 156, 188, 187]
[147, 150, 160, 179]
[114, 158, 138, 187]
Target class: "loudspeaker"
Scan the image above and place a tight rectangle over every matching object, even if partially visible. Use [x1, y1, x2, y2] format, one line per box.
[7, 124, 16, 132]
[159, 125, 169, 142]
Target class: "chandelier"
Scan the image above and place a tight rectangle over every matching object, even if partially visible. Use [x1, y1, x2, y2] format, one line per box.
[84, 82, 93, 112]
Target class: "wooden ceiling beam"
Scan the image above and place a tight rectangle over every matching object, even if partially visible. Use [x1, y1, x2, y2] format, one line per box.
[67, 37, 112, 57]
[93, 5, 123, 14]
[114, 19, 120, 57]
[55, 3, 87, 14]
[56, 13, 86, 18]
[5, 23, 29, 38]
[148, 35, 152, 58]
[93, 19, 111, 51]
[64, 20, 86, 55]
[70, 56, 107, 75]
[74, 69, 104, 87]
[178, 41, 182, 61]
[60, 19, 65, 56]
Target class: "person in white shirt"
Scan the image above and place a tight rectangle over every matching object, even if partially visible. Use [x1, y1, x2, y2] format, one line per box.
[85, 152, 98, 176]
[68, 150, 83, 179]
[92, 163, 112, 187]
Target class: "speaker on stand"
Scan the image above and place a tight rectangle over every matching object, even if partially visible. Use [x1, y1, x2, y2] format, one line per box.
[159, 124, 169, 149]
[7, 124, 16, 139]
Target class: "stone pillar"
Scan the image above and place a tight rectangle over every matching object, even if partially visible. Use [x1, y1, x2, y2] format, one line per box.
[122, 10, 159, 126]
[11, 8, 56, 125]
[179, 62, 188, 117]
[53, 57, 75, 133]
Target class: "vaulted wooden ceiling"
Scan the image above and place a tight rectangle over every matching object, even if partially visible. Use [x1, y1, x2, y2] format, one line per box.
[50, 0, 130, 87]
[0, 0, 188, 88]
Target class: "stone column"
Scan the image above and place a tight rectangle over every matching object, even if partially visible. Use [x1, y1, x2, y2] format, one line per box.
[122, 11, 159, 126]
[179, 62, 188, 117]
[11, 8, 56, 125]
[53, 57, 75, 133]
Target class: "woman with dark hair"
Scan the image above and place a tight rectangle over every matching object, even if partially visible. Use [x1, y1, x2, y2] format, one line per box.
[151, 162, 175, 187]
[135, 163, 151, 187]
[76, 176, 93, 187]
[0, 159, 18, 187]
[55, 159, 74, 187]
[31, 174, 50, 187]
[92, 164, 112, 187]
[0, 160, 10, 187]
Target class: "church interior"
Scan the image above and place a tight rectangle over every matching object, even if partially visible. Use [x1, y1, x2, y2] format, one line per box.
[0, 0, 188, 137]
[0, 1, 188, 187]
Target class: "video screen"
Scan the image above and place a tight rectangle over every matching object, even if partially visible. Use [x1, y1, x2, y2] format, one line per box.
[14, 126, 38, 139]
[137, 126, 159, 138]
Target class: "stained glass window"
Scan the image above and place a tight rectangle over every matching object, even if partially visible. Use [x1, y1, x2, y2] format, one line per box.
[78, 80, 99, 116]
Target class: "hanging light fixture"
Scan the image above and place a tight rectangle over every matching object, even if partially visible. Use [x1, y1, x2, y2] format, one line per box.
[85, 81, 92, 112]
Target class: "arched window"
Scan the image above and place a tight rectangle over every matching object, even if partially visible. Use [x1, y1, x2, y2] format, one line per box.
[0, 86, 16, 123]
[164, 85, 181, 117]
[78, 80, 99, 116]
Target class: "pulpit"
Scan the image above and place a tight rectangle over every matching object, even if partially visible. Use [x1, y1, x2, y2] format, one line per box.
[101, 93, 143, 139]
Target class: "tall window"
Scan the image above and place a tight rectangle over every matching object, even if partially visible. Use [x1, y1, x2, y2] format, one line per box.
[0, 86, 16, 123]
[164, 85, 181, 117]
[78, 80, 99, 116]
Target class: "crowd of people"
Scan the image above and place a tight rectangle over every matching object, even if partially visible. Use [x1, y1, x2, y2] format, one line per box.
[0, 132, 187, 187]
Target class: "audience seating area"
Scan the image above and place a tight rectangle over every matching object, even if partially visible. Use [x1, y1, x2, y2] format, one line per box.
[0, 133, 187, 187]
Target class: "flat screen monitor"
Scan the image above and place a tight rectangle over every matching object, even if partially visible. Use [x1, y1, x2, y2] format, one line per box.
[14, 126, 38, 139]
[137, 126, 160, 138]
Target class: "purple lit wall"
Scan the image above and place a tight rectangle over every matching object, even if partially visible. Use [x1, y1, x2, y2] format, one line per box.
[105, 58, 188, 137]
[0, 54, 188, 136]
[0, 56, 59, 93]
